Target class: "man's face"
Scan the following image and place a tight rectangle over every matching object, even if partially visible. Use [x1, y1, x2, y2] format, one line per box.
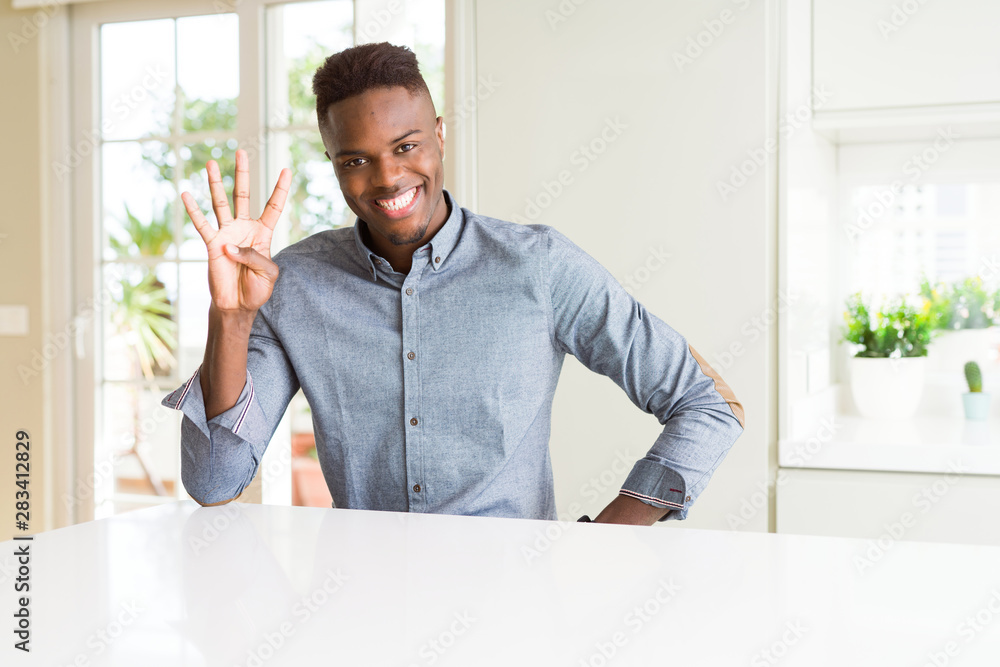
[322, 86, 446, 247]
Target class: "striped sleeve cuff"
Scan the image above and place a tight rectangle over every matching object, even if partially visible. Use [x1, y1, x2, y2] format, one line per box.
[160, 365, 270, 451]
[619, 458, 690, 522]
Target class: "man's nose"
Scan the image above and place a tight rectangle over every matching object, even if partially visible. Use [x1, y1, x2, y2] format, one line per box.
[371, 156, 404, 190]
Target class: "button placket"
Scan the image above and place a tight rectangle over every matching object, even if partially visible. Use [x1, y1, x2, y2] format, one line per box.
[401, 263, 426, 511]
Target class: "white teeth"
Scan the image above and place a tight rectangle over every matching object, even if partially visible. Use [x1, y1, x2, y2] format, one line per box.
[375, 187, 417, 211]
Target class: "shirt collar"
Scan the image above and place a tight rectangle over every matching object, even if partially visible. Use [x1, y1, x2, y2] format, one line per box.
[352, 189, 463, 282]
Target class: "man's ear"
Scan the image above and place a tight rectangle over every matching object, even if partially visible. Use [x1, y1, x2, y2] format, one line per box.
[435, 115, 445, 161]
[324, 150, 330, 161]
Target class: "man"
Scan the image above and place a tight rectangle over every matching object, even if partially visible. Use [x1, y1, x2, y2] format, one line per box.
[161, 42, 745, 526]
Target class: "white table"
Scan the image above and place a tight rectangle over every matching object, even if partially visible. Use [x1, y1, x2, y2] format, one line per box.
[3, 500, 1000, 666]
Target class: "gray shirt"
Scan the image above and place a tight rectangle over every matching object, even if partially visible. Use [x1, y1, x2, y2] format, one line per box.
[161, 189, 745, 521]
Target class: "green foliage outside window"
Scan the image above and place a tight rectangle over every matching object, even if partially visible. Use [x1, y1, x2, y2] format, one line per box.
[919, 273, 999, 331]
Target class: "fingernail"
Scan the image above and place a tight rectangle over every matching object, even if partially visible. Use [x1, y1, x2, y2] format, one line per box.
[226, 244, 238, 254]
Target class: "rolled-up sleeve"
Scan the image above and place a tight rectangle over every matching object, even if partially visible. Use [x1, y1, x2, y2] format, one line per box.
[160, 299, 300, 506]
[544, 227, 745, 522]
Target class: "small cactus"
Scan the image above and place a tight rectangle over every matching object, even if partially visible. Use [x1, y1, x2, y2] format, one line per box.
[965, 361, 982, 393]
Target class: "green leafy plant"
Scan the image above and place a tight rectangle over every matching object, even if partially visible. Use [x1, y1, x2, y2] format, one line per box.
[840, 291, 933, 357]
[918, 274, 952, 333]
[965, 361, 983, 393]
[111, 270, 177, 381]
[107, 199, 179, 496]
[109, 202, 194, 258]
[894, 297, 935, 357]
[950, 277, 995, 329]
[919, 273, 997, 331]
[110, 267, 177, 496]
[108, 200, 183, 379]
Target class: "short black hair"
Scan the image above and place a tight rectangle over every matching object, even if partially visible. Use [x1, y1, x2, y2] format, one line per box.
[312, 42, 432, 138]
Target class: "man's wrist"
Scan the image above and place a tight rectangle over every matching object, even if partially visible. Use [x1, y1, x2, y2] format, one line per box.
[591, 493, 669, 525]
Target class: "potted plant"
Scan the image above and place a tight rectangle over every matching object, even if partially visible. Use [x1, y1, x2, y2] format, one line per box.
[107, 204, 183, 496]
[962, 361, 991, 420]
[840, 291, 933, 419]
[920, 273, 999, 372]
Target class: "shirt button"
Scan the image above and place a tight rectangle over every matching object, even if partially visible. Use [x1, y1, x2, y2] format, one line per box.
[686, 496, 691, 502]
[407, 351, 415, 360]
[405, 287, 413, 295]
[410, 417, 418, 426]
[434, 256, 441, 263]
[413, 484, 421, 493]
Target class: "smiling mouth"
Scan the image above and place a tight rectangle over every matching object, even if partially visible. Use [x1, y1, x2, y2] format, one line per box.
[372, 185, 419, 213]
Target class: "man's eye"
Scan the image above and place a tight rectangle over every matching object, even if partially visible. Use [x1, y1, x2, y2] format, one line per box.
[344, 157, 366, 168]
[397, 143, 417, 152]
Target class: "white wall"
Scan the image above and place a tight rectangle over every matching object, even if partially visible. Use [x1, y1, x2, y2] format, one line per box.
[0, 2, 58, 540]
[473, 0, 778, 531]
[779, 0, 839, 438]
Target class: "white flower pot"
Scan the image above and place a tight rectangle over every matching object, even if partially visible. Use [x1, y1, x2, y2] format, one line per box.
[849, 356, 927, 419]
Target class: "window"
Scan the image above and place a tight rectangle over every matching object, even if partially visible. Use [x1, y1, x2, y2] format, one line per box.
[73, 0, 446, 520]
[265, 0, 446, 244]
[844, 181, 1000, 305]
[97, 12, 242, 517]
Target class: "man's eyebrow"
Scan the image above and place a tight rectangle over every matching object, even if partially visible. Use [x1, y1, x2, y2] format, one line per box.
[334, 129, 423, 159]
[390, 128, 422, 144]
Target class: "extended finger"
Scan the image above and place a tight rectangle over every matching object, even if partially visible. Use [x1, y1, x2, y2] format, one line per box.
[233, 149, 250, 219]
[181, 191, 216, 245]
[259, 167, 292, 231]
[206, 159, 233, 224]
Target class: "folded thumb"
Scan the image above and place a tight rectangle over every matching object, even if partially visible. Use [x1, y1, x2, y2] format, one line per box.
[224, 243, 276, 280]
